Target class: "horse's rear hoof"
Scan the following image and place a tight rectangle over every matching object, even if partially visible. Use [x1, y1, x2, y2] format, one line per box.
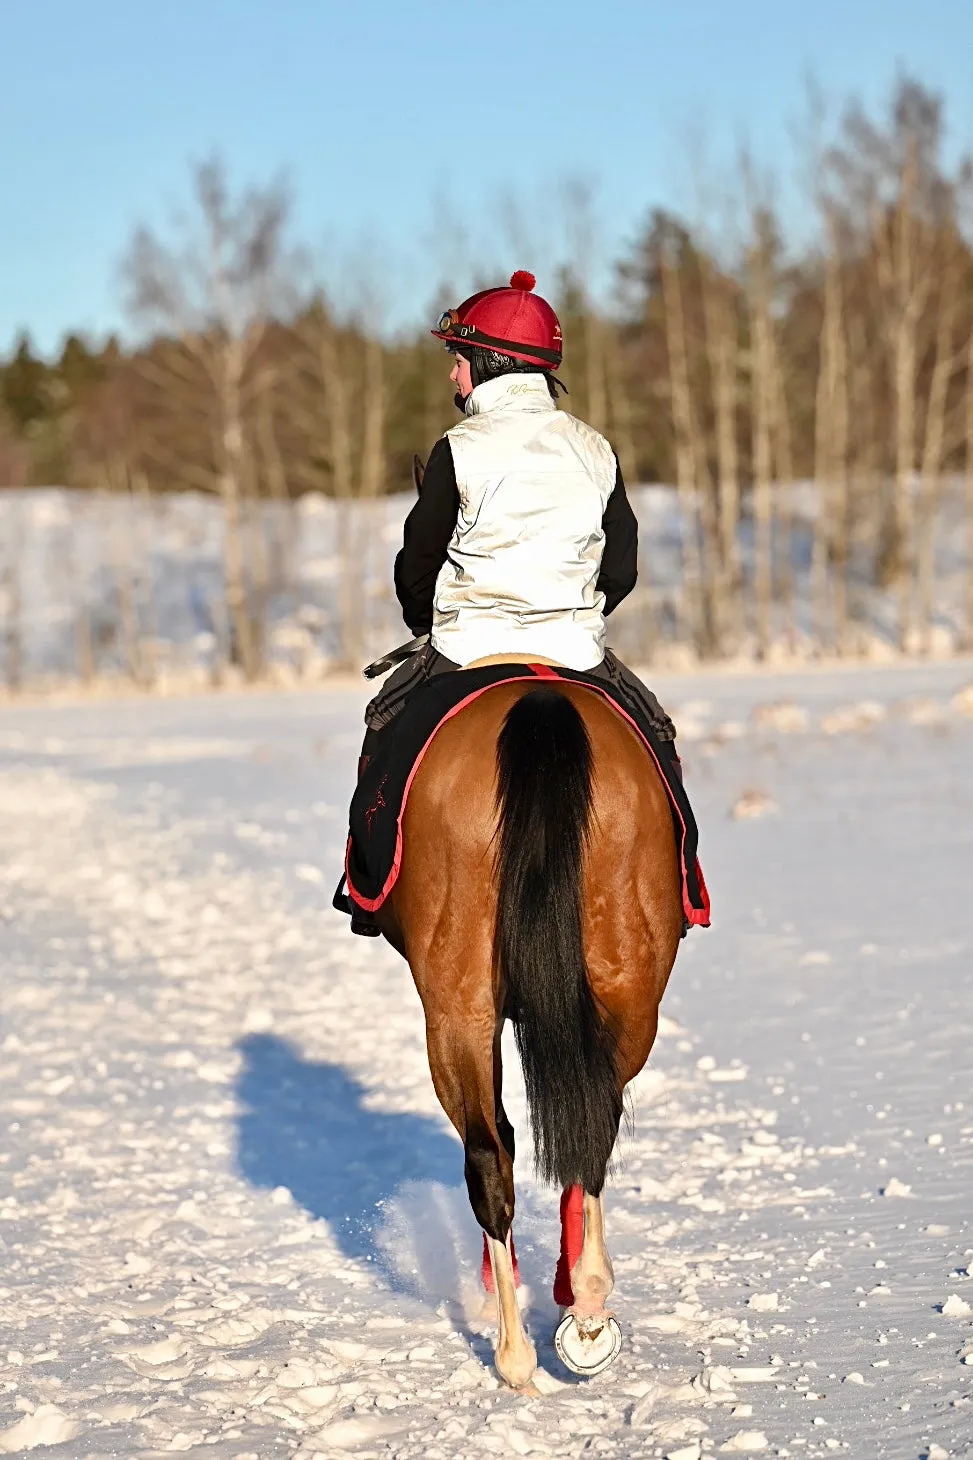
[554, 1311, 622, 1376]
[495, 1339, 538, 1391]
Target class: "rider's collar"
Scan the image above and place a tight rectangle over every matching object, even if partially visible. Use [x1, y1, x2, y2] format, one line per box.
[464, 373, 555, 418]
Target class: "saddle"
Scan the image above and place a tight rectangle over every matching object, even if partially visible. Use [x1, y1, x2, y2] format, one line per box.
[335, 662, 710, 929]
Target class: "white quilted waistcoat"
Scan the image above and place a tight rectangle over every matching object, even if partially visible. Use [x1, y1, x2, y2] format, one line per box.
[431, 374, 617, 670]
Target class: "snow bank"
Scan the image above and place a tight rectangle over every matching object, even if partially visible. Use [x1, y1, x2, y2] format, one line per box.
[1, 480, 969, 692]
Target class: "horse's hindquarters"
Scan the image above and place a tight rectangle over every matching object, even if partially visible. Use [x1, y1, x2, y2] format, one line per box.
[395, 678, 683, 1097]
[580, 689, 684, 1083]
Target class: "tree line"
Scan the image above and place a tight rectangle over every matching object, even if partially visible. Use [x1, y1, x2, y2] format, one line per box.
[2, 75, 973, 682]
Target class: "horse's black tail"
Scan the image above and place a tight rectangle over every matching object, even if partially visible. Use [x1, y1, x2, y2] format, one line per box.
[495, 687, 621, 1195]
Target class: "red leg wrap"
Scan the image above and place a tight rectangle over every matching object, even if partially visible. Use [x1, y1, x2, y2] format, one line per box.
[480, 1231, 520, 1293]
[553, 1185, 584, 1307]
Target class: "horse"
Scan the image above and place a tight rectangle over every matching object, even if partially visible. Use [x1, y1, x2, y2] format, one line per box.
[374, 667, 685, 1390]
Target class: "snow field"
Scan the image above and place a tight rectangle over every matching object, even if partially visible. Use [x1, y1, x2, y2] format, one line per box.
[0, 660, 971, 1456]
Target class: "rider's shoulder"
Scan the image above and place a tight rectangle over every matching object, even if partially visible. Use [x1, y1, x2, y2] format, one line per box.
[443, 416, 483, 454]
[551, 411, 617, 467]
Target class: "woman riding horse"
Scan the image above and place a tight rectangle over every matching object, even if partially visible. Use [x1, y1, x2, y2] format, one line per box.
[354, 273, 691, 1388]
[353, 271, 682, 930]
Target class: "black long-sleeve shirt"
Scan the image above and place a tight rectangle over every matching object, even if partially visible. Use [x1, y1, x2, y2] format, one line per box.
[394, 437, 638, 636]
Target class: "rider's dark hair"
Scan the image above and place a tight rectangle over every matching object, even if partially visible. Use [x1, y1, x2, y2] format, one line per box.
[463, 346, 564, 400]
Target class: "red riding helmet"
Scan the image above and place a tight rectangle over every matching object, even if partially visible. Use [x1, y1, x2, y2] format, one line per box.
[432, 271, 563, 371]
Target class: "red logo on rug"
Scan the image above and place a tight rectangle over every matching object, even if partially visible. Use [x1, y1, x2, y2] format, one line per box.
[365, 775, 388, 835]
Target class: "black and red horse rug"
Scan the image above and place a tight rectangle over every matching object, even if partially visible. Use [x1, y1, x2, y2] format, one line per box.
[337, 663, 710, 927]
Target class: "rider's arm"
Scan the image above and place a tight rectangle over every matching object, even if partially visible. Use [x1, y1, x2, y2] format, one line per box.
[394, 437, 460, 634]
[597, 458, 638, 615]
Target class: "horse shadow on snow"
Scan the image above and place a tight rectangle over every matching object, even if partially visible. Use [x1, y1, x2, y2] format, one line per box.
[233, 1033, 501, 1325]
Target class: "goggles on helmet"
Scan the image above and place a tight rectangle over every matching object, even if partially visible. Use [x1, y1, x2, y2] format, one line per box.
[437, 308, 479, 344]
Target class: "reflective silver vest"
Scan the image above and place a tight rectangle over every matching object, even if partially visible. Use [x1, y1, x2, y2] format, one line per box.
[431, 374, 617, 670]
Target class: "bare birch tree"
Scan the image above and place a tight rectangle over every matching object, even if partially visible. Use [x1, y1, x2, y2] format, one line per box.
[356, 327, 387, 654]
[122, 159, 301, 680]
[965, 323, 973, 650]
[812, 212, 851, 651]
[660, 241, 705, 651]
[0, 424, 29, 691]
[602, 321, 637, 484]
[700, 256, 742, 647]
[561, 179, 610, 433]
[747, 215, 776, 659]
[916, 232, 962, 652]
[874, 145, 931, 649]
[283, 290, 388, 666]
[73, 372, 151, 683]
[253, 377, 297, 601]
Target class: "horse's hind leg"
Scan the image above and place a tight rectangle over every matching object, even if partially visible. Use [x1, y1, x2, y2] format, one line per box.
[555, 1186, 615, 1315]
[553, 1188, 622, 1375]
[424, 1013, 537, 1390]
[480, 1023, 521, 1302]
[571, 1193, 615, 1315]
[485, 1232, 535, 1390]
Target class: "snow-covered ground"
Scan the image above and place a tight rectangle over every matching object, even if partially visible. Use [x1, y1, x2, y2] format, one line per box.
[1, 660, 972, 1458]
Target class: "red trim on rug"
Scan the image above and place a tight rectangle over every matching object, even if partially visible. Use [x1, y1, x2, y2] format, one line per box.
[345, 670, 711, 926]
[695, 857, 710, 914]
[576, 683, 710, 926]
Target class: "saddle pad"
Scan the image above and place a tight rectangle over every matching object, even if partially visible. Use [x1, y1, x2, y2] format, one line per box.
[342, 663, 710, 927]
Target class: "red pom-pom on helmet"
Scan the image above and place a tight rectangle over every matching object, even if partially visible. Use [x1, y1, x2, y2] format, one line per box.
[509, 270, 536, 291]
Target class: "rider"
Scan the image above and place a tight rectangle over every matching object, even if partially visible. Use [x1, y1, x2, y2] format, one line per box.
[359, 270, 679, 778]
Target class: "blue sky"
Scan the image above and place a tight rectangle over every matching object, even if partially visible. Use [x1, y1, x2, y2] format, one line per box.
[3, 0, 972, 355]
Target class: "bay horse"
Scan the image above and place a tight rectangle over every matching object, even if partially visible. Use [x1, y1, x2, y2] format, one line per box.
[375, 667, 684, 1389]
